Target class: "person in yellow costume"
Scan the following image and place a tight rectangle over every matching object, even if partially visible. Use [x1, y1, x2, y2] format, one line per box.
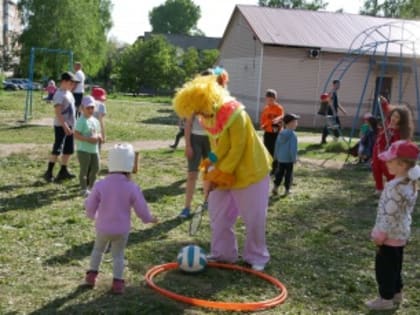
[173, 73, 272, 271]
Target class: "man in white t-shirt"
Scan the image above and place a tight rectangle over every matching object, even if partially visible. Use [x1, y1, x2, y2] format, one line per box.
[73, 61, 85, 117]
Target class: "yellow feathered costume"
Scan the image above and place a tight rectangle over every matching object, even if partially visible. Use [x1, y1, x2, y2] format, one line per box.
[173, 75, 272, 189]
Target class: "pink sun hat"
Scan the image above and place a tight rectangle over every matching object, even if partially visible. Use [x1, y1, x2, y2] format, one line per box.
[379, 140, 419, 161]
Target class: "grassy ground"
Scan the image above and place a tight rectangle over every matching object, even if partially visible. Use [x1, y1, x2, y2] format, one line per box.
[1, 91, 420, 314]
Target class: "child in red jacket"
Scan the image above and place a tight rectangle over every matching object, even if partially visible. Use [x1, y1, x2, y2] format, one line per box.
[371, 106, 414, 194]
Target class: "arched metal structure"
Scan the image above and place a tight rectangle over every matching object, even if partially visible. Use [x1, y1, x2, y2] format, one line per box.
[321, 21, 420, 144]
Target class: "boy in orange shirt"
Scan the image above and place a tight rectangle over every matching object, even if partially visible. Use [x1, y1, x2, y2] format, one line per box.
[260, 89, 284, 174]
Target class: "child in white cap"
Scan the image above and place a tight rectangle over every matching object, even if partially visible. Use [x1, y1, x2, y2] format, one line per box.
[84, 143, 158, 294]
[366, 140, 420, 310]
[74, 95, 102, 196]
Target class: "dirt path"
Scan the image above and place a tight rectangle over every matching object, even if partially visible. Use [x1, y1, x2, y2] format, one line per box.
[0, 140, 175, 158]
[0, 135, 347, 169]
[0, 118, 346, 168]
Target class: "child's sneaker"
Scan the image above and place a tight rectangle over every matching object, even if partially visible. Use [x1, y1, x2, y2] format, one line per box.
[178, 207, 191, 218]
[55, 168, 76, 182]
[84, 270, 98, 287]
[252, 264, 265, 271]
[112, 278, 125, 294]
[43, 171, 54, 183]
[271, 185, 279, 196]
[365, 297, 394, 310]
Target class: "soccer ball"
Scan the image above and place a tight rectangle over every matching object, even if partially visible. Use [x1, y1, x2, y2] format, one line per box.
[177, 245, 207, 273]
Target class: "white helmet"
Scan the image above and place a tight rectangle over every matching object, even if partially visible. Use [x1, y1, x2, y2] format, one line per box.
[108, 143, 135, 173]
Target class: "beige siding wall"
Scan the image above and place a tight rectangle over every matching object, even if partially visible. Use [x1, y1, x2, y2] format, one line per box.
[219, 13, 264, 121]
[219, 12, 420, 130]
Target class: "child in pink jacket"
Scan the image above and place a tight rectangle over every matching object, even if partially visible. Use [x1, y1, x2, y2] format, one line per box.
[84, 143, 158, 294]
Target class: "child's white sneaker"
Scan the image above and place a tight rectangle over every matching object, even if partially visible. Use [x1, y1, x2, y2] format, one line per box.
[365, 297, 394, 310]
[251, 264, 265, 271]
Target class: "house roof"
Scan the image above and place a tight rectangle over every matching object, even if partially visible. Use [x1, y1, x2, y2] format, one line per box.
[232, 5, 420, 57]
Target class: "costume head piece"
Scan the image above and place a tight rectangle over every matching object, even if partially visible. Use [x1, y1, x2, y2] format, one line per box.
[173, 75, 230, 118]
[213, 66, 229, 87]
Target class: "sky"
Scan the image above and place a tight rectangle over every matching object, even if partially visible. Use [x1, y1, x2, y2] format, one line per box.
[109, 0, 365, 45]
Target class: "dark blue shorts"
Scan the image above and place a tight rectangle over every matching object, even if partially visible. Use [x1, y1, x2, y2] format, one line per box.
[52, 126, 74, 155]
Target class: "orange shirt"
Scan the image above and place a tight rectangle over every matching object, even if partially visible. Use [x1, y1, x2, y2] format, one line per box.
[260, 103, 284, 133]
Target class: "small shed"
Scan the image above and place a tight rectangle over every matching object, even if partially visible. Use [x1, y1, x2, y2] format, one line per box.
[218, 5, 420, 129]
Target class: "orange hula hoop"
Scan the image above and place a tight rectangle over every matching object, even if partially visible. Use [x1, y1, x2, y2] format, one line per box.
[145, 262, 288, 311]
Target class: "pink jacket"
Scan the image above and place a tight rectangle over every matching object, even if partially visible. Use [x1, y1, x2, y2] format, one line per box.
[85, 173, 153, 235]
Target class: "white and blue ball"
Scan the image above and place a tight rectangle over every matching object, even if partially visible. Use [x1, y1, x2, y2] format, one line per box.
[177, 245, 207, 273]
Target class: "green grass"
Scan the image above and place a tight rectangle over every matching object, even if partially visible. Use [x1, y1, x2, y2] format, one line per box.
[0, 91, 175, 143]
[1, 92, 420, 314]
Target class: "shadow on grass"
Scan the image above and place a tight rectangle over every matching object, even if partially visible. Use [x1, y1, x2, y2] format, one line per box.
[140, 115, 178, 126]
[0, 182, 80, 213]
[43, 217, 185, 266]
[28, 284, 189, 315]
[142, 179, 186, 202]
[157, 108, 174, 114]
[1, 123, 49, 130]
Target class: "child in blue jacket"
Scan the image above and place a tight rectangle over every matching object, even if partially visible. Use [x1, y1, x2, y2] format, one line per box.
[272, 113, 299, 196]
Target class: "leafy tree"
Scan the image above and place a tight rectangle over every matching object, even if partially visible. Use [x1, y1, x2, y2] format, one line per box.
[200, 49, 219, 70]
[258, 0, 327, 10]
[181, 47, 199, 79]
[360, 0, 381, 16]
[360, 0, 403, 17]
[360, 0, 420, 18]
[400, 0, 420, 18]
[93, 39, 126, 92]
[149, 0, 201, 35]
[116, 35, 181, 93]
[17, 0, 112, 79]
[116, 35, 220, 94]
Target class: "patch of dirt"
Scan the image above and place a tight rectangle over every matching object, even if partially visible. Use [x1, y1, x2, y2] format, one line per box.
[0, 134, 348, 170]
[102, 140, 174, 151]
[0, 140, 176, 158]
[30, 117, 54, 126]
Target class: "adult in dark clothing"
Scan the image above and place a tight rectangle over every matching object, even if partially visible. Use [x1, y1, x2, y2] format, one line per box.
[321, 80, 347, 144]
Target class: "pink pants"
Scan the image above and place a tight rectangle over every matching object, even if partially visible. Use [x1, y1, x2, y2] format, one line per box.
[208, 176, 270, 266]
